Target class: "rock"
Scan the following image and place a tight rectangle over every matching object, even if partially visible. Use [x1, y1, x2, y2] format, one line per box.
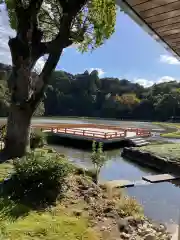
[120, 232, 131, 239]
[117, 218, 128, 231]
[101, 226, 107, 231]
[83, 206, 89, 211]
[157, 224, 166, 233]
[73, 209, 82, 217]
[140, 228, 156, 236]
[70, 200, 77, 204]
[117, 218, 132, 233]
[144, 234, 156, 240]
[103, 206, 114, 214]
[105, 211, 117, 218]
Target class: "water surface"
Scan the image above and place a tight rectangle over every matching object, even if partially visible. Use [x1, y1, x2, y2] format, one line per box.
[52, 143, 180, 226]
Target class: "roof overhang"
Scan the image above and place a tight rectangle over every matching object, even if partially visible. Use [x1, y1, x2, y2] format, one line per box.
[116, 0, 180, 61]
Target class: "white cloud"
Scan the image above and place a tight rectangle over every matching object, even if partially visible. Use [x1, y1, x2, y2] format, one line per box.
[0, 4, 15, 65]
[133, 76, 177, 88]
[157, 76, 176, 84]
[159, 54, 180, 65]
[89, 68, 105, 77]
[133, 78, 154, 88]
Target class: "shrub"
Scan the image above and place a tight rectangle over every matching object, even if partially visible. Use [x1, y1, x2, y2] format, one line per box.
[74, 166, 97, 181]
[30, 129, 46, 149]
[117, 196, 144, 218]
[4, 151, 71, 207]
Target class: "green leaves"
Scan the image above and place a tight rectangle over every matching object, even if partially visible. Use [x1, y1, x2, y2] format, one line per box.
[5, 0, 17, 30]
[77, 0, 116, 52]
[5, 0, 116, 52]
[91, 141, 107, 183]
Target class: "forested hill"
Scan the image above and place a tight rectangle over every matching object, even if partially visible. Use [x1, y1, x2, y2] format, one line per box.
[45, 70, 180, 121]
[1, 62, 180, 121]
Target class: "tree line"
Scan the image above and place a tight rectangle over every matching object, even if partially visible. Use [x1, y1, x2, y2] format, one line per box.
[44, 69, 180, 122]
[0, 64, 180, 122]
[1, 63, 180, 122]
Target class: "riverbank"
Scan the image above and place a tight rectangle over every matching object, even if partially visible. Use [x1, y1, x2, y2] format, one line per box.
[0, 147, 172, 240]
[122, 143, 180, 176]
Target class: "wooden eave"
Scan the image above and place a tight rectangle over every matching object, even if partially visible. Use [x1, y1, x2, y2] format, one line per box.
[116, 0, 180, 60]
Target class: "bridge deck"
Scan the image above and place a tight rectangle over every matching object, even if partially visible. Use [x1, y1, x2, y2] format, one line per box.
[142, 174, 180, 183]
[42, 124, 151, 142]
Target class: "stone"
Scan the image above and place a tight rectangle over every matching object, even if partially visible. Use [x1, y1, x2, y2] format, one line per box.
[73, 209, 83, 217]
[101, 226, 107, 231]
[120, 232, 131, 239]
[103, 206, 115, 214]
[117, 218, 129, 231]
[105, 211, 116, 218]
[159, 224, 166, 232]
[117, 218, 132, 233]
[144, 234, 156, 240]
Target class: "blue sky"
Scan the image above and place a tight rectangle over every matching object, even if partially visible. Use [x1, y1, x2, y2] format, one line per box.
[1, 5, 180, 87]
[57, 11, 180, 87]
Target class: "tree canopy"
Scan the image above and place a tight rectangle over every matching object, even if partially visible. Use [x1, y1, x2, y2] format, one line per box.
[43, 69, 180, 122]
[0, 0, 117, 158]
[5, 0, 116, 52]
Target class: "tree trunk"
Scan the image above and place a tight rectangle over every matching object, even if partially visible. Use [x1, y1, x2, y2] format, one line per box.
[3, 103, 33, 159]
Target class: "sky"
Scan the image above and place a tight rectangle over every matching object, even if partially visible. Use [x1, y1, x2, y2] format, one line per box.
[1, 4, 180, 88]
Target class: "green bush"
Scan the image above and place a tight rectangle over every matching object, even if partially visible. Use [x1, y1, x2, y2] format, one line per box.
[4, 151, 71, 207]
[30, 129, 46, 149]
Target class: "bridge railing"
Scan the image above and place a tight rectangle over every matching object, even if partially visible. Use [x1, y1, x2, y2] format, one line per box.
[49, 128, 126, 139]
[43, 127, 151, 139]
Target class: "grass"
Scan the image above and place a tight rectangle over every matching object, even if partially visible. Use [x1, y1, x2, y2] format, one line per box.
[138, 143, 180, 162]
[161, 131, 180, 138]
[0, 202, 99, 240]
[153, 122, 180, 138]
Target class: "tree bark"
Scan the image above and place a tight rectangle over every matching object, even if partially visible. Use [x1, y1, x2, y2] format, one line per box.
[3, 103, 33, 159]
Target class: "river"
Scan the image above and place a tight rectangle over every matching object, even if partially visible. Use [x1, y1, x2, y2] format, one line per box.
[2, 117, 180, 227]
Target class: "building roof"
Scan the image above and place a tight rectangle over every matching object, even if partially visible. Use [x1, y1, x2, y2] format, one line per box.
[117, 0, 180, 61]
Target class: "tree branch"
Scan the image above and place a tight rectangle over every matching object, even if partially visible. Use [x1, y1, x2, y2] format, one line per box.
[29, 50, 63, 109]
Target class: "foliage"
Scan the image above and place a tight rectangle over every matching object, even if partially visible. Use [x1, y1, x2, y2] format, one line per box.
[90, 141, 107, 183]
[43, 70, 180, 121]
[2, 62, 180, 121]
[30, 129, 46, 149]
[3, 151, 71, 207]
[5, 0, 116, 52]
